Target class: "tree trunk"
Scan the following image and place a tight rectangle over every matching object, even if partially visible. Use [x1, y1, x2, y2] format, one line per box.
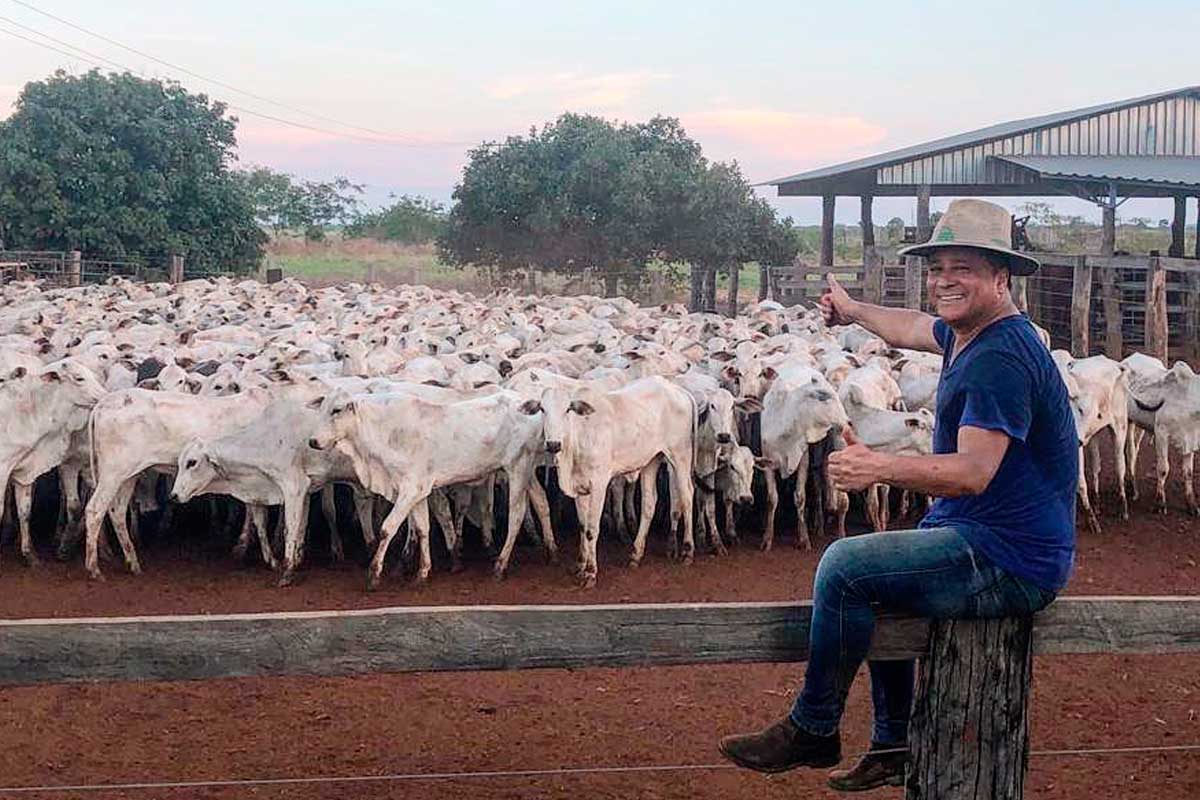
[759, 264, 769, 301]
[603, 269, 619, 298]
[705, 265, 719, 312]
[690, 264, 703, 312]
[907, 616, 1034, 800]
[727, 262, 741, 316]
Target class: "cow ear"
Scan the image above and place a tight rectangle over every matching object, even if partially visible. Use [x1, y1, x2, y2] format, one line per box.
[697, 405, 710, 424]
[519, 399, 542, 416]
[710, 350, 736, 362]
[846, 384, 864, 405]
[721, 365, 738, 380]
[422, 379, 449, 388]
[8, 366, 26, 380]
[762, 366, 779, 381]
[306, 395, 326, 410]
[498, 359, 513, 377]
[735, 396, 763, 413]
[41, 369, 62, 383]
[569, 399, 596, 416]
[137, 379, 161, 391]
[268, 370, 291, 383]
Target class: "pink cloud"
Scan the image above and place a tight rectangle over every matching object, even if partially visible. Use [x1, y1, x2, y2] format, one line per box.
[486, 70, 671, 112]
[683, 108, 887, 164]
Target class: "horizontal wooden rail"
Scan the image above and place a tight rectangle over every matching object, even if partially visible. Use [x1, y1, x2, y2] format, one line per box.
[0, 597, 1196, 686]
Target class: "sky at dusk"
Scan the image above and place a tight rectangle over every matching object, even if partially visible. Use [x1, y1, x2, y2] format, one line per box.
[1, 0, 1197, 224]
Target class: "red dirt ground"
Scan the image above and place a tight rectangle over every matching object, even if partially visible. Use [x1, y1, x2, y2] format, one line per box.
[1, 464, 1197, 799]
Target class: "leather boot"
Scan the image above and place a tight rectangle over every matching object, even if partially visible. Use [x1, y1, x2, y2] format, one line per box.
[718, 716, 841, 773]
[827, 741, 907, 792]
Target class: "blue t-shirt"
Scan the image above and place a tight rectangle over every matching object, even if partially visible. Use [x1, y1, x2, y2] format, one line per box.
[919, 315, 1078, 591]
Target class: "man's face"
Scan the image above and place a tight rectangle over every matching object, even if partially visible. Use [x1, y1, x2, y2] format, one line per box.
[926, 248, 1009, 327]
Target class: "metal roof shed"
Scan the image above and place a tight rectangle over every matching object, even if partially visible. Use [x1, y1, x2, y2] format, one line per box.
[764, 87, 1200, 271]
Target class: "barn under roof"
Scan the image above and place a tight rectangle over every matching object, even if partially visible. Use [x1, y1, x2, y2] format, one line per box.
[762, 87, 1200, 265]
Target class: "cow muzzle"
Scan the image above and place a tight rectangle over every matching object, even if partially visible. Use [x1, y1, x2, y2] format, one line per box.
[308, 438, 324, 450]
[716, 433, 732, 444]
[545, 440, 562, 454]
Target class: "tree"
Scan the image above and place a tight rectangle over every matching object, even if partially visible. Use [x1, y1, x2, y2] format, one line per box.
[235, 167, 362, 241]
[346, 195, 446, 244]
[439, 113, 708, 295]
[0, 70, 264, 270]
[886, 216, 906, 243]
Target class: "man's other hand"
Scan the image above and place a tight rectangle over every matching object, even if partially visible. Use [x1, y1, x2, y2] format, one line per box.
[820, 274, 857, 327]
[828, 426, 890, 492]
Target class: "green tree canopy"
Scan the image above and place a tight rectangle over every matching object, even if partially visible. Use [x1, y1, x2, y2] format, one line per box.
[438, 113, 794, 300]
[234, 166, 362, 241]
[0, 69, 265, 270]
[345, 194, 447, 244]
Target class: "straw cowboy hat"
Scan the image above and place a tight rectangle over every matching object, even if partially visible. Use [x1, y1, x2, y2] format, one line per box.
[897, 198, 1040, 275]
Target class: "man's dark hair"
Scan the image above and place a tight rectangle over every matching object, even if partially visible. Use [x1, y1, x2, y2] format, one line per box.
[981, 251, 1014, 289]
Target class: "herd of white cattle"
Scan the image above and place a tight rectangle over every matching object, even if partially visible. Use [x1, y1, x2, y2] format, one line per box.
[0, 276, 1195, 589]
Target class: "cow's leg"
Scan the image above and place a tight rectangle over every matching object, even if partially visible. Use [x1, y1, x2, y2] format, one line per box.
[56, 463, 85, 560]
[409, 498, 433, 583]
[1182, 451, 1198, 517]
[319, 485, 344, 562]
[897, 489, 911, 521]
[792, 452, 813, 550]
[429, 490, 460, 572]
[477, 477, 497, 556]
[607, 477, 626, 544]
[107, 478, 142, 575]
[1111, 421, 1130, 521]
[577, 490, 605, 589]
[352, 489, 376, 548]
[704, 491, 725, 555]
[760, 469, 779, 552]
[1077, 447, 1102, 534]
[368, 490, 422, 591]
[723, 495, 738, 546]
[14, 481, 39, 567]
[232, 504, 253, 561]
[1126, 427, 1145, 501]
[1087, 438, 1103, 508]
[493, 470, 533, 580]
[664, 454, 696, 565]
[526, 480, 557, 564]
[628, 466, 659, 568]
[832, 488, 850, 538]
[277, 490, 312, 587]
[83, 473, 120, 580]
[249, 504, 276, 569]
[623, 479, 639, 543]
[878, 484, 892, 530]
[1154, 432, 1171, 514]
[865, 486, 882, 532]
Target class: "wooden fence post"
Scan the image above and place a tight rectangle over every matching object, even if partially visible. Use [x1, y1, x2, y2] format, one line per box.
[1099, 261, 1123, 359]
[1144, 256, 1168, 362]
[903, 257, 923, 310]
[68, 250, 82, 287]
[727, 262, 740, 317]
[759, 264, 770, 302]
[1184, 268, 1200, 363]
[820, 195, 836, 269]
[907, 616, 1034, 800]
[169, 254, 184, 284]
[1070, 255, 1092, 356]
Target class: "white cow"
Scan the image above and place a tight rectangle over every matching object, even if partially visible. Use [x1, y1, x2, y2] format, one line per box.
[1124, 359, 1200, 515]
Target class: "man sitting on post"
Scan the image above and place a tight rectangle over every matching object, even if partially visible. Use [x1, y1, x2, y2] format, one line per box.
[718, 198, 1078, 791]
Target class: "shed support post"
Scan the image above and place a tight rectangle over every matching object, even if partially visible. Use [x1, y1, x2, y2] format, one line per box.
[916, 185, 932, 243]
[903, 257, 923, 310]
[820, 194, 836, 269]
[1070, 255, 1092, 356]
[1144, 256, 1168, 362]
[68, 250, 81, 287]
[1194, 197, 1200, 260]
[1169, 195, 1187, 258]
[906, 616, 1034, 800]
[1101, 183, 1117, 257]
[861, 195, 881, 304]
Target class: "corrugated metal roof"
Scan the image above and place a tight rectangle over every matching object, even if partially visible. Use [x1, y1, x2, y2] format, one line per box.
[763, 86, 1200, 186]
[992, 155, 1200, 188]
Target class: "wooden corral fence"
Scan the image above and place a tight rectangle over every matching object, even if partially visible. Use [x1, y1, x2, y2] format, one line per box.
[0, 250, 239, 287]
[2, 596, 1198, 799]
[775, 254, 1200, 362]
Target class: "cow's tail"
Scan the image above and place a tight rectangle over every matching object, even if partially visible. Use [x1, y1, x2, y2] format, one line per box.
[87, 402, 100, 485]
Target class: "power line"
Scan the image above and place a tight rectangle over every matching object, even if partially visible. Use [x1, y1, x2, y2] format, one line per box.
[0, 13, 130, 72]
[2, 0, 472, 147]
[1, 744, 1199, 794]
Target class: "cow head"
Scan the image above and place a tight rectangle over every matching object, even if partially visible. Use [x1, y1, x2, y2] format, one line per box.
[308, 392, 357, 451]
[170, 439, 227, 504]
[41, 359, 108, 405]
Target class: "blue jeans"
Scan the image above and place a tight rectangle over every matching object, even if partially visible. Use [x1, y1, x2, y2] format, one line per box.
[790, 527, 1057, 744]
